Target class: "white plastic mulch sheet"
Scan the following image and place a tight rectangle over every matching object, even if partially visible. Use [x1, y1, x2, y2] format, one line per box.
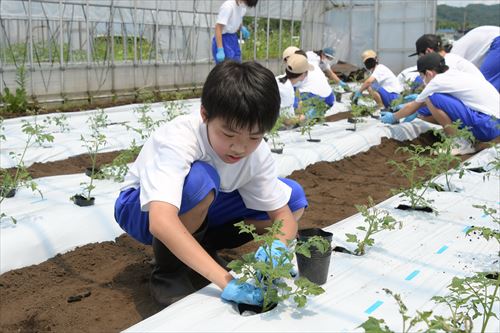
[0, 97, 350, 169]
[125, 148, 500, 332]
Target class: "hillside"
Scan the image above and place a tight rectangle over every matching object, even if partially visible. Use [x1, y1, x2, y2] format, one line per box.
[437, 4, 500, 30]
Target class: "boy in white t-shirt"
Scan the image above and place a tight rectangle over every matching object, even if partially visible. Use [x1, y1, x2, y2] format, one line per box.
[380, 53, 500, 155]
[353, 50, 403, 108]
[409, 34, 484, 79]
[451, 26, 500, 91]
[114, 61, 307, 308]
[212, 0, 258, 63]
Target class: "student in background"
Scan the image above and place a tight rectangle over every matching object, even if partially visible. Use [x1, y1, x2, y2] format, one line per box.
[353, 50, 403, 109]
[212, 0, 258, 64]
[276, 53, 314, 120]
[306, 47, 348, 88]
[409, 34, 484, 79]
[380, 53, 499, 155]
[451, 26, 500, 91]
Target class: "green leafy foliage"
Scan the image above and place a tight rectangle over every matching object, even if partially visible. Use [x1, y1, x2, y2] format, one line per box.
[227, 220, 329, 312]
[346, 197, 401, 255]
[388, 144, 437, 211]
[466, 205, 500, 251]
[1, 117, 54, 223]
[429, 121, 474, 191]
[299, 97, 328, 140]
[0, 65, 31, 114]
[74, 110, 107, 201]
[99, 140, 141, 183]
[268, 115, 285, 151]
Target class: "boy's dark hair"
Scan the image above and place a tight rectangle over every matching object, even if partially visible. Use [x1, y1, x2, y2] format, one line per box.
[245, 0, 259, 8]
[364, 58, 377, 70]
[202, 60, 279, 133]
[278, 70, 303, 84]
[416, 52, 449, 74]
[294, 49, 307, 57]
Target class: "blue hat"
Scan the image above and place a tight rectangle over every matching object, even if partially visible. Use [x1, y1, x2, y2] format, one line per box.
[323, 47, 335, 59]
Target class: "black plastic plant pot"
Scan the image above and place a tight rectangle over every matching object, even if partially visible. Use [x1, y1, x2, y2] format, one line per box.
[298, 228, 333, 243]
[335, 92, 342, 102]
[296, 250, 332, 285]
[237, 302, 277, 315]
[0, 187, 16, 198]
[307, 138, 321, 143]
[73, 194, 95, 207]
[271, 147, 283, 154]
[396, 204, 433, 213]
[85, 167, 102, 177]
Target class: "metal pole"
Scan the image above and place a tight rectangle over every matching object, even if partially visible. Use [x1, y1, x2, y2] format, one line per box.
[155, 0, 159, 92]
[111, 0, 115, 96]
[133, 0, 137, 91]
[252, 2, 258, 60]
[28, 0, 34, 96]
[374, 0, 379, 52]
[86, 0, 91, 101]
[59, 0, 65, 101]
[265, 0, 270, 67]
[290, 0, 295, 46]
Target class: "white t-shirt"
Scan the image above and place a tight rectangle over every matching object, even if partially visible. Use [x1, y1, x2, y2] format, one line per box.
[444, 53, 484, 78]
[276, 75, 296, 118]
[216, 0, 246, 34]
[370, 64, 403, 94]
[416, 69, 499, 118]
[122, 113, 292, 212]
[451, 26, 500, 67]
[397, 66, 420, 89]
[299, 52, 333, 97]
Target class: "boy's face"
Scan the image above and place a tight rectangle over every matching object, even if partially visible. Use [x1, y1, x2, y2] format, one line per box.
[201, 108, 264, 164]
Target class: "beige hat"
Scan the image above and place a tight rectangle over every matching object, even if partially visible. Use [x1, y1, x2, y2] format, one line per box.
[361, 49, 377, 62]
[286, 54, 314, 74]
[282, 46, 300, 61]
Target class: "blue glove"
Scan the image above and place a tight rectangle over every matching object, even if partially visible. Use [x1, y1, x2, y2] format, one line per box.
[221, 279, 263, 306]
[255, 239, 297, 278]
[241, 26, 250, 40]
[403, 112, 418, 123]
[380, 112, 396, 124]
[403, 93, 418, 102]
[216, 47, 225, 62]
[339, 80, 348, 88]
[353, 91, 362, 100]
[394, 103, 405, 111]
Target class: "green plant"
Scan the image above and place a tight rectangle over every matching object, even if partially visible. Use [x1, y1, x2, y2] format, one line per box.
[100, 140, 141, 182]
[466, 204, 500, 250]
[228, 220, 328, 312]
[0, 118, 54, 223]
[388, 144, 437, 211]
[360, 272, 500, 333]
[432, 273, 500, 333]
[74, 111, 107, 201]
[0, 65, 30, 114]
[268, 115, 285, 151]
[346, 197, 401, 255]
[162, 98, 186, 122]
[43, 113, 71, 133]
[299, 97, 327, 141]
[126, 101, 163, 140]
[428, 122, 474, 191]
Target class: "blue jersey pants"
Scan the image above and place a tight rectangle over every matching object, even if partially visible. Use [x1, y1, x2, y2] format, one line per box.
[480, 36, 500, 91]
[417, 93, 500, 142]
[212, 33, 241, 64]
[114, 161, 308, 245]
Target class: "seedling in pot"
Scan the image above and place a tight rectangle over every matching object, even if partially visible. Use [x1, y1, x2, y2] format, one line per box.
[345, 197, 401, 255]
[71, 112, 107, 206]
[347, 104, 370, 131]
[387, 144, 438, 213]
[228, 220, 328, 314]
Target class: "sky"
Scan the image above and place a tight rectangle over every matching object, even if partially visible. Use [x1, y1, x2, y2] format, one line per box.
[437, 0, 500, 6]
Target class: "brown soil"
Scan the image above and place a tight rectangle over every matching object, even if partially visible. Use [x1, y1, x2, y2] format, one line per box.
[0, 131, 477, 332]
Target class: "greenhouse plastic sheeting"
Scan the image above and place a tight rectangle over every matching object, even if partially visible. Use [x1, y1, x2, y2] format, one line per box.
[1, 108, 436, 273]
[124, 147, 499, 332]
